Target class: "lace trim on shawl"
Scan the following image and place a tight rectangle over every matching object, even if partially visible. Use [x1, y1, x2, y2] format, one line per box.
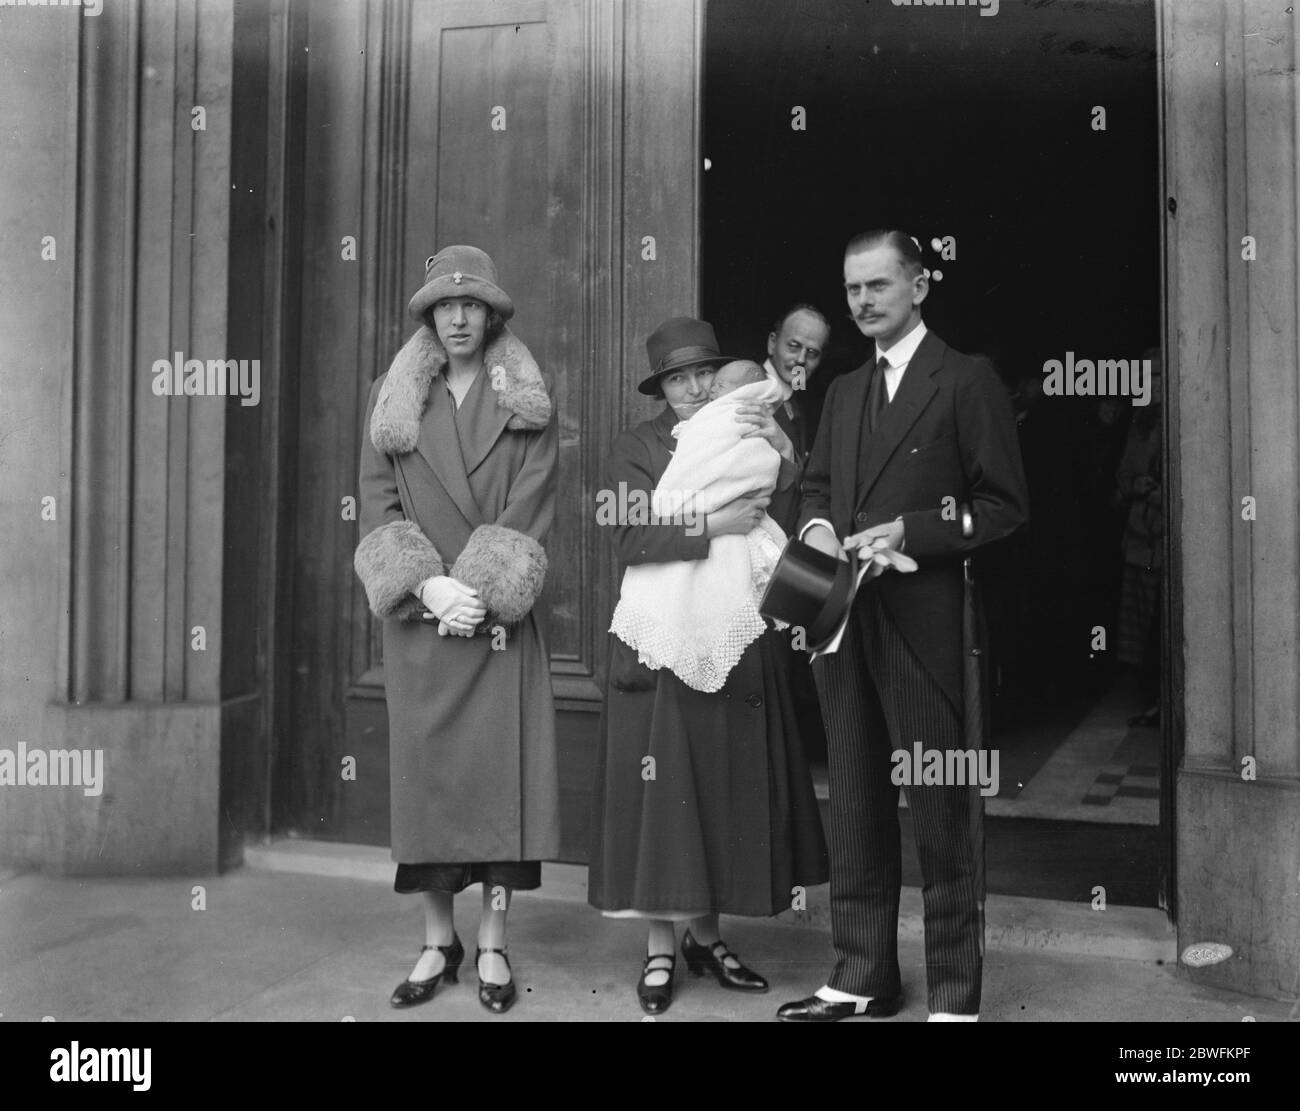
[610, 596, 769, 694]
[609, 527, 785, 694]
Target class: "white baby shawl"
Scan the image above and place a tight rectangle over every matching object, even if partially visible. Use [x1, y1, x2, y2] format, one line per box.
[610, 380, 788, 692]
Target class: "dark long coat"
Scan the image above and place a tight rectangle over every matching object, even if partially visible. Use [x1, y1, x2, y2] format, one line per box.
[588, 405, 828, 916]
[358, 366, 561, 865]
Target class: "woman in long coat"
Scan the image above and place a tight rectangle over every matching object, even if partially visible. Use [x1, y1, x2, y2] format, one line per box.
[354, 245, 559, 1014]
[588, 316, 829, 1015]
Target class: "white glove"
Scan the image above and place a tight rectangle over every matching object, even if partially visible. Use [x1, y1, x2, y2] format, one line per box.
[417, 576, 485, 626]
[860, 543, 919, 581]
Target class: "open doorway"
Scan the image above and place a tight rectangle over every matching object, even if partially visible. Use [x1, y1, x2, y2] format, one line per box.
[702, 0, 1163, 907]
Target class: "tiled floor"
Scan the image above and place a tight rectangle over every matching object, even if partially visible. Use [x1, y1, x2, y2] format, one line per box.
[811, 673, 1161, 826]
[1082, 725, 1161, 807]
[987, 673, 1160, 825]
[807, 671, 1163, 903]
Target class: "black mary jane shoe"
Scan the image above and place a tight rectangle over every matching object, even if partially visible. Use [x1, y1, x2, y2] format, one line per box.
[389, 933, 464, 1009]
[776, 993, 903, 1022]
[681, 929, 769, 993]
[476, 946, 518, 1014]
[637, 953, 677, 1015]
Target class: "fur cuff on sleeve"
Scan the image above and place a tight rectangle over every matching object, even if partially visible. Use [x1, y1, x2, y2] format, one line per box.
[449, 524, 547, 625]
[354, 519, 445, 620]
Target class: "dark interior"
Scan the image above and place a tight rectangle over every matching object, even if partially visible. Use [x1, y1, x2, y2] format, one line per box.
[702, 0, 1161, 904]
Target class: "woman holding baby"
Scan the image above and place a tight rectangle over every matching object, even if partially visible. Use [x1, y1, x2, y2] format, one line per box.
[588, 316, 828, 1015]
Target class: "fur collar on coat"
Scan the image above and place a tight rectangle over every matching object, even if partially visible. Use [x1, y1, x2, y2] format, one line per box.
[370, 323, 552, 455]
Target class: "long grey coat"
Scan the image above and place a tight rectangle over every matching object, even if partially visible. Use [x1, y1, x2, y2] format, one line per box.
[354, 325, 560, 865]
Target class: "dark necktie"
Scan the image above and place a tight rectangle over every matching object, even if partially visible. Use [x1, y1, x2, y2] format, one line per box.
[867, 354, 890, 434]
[785, 396, 804, 455]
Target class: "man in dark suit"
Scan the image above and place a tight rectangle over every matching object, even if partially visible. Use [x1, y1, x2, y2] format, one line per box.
[763, 304, 834, 760]
[762, 303, 831, 535]
[776, 230, 1028, 1022]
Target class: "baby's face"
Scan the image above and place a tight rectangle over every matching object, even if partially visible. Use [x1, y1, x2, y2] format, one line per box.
[708, 361, 764, 400]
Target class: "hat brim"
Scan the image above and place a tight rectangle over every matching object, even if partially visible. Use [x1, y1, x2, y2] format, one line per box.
[408, 276, 514, 322]
[759, 541, 861, 653]
[636, 354, 735, 396]
[806, 550, 861, 654]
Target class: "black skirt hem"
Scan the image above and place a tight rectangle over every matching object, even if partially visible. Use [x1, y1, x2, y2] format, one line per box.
[394, 861, 542, 895]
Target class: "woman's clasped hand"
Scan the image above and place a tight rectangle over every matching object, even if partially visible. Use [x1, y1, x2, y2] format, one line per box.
[419, 575, 486, 637]
[706, 492, 772, 538]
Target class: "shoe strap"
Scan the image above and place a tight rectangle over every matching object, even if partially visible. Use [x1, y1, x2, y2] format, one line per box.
[477, 946, 514, 990]
[685, 931, 734, 958]
[704, 939, 742, 965]
[421, 936, 459, 954]
[477, 946, 512, 970]
[644, 953, 676, 972]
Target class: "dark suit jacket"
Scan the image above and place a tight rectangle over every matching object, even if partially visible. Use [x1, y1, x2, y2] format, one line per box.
[604, 404, 713, 568]
[770, 397, 812, 536]
[798, 330, 1029, 712]
[776, 395, 812, 456]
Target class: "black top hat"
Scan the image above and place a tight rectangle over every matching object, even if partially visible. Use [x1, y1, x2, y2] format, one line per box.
[759, 540, 861, 654]
[638, 317, 735, 396]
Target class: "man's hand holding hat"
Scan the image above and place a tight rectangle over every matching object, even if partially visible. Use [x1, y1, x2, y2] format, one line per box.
[844, 519, 918, 580]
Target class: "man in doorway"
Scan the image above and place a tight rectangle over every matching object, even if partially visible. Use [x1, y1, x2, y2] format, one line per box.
[777, 230, 1028, 1022]
[763, 304, 834, 764]
[762, 303, 831, 536]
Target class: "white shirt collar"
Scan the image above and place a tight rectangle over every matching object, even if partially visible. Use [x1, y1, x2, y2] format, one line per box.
[876, 319, 928, 370]
[762, 357, 795, 403]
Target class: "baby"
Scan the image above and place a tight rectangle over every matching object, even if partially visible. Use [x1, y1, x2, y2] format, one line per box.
[707, 358, 769, 401]
[609, 358, 789, 693]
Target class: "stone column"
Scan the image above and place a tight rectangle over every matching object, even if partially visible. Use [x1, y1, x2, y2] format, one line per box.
[1165, 0, 1300, 1000]
[0, 0, 268, 875]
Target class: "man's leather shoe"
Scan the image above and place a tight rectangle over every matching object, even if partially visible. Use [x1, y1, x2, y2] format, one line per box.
[776, 993, 902, 1022]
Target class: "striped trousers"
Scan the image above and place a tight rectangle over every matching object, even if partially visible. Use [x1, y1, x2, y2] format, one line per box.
[812, 587, 984, 1015]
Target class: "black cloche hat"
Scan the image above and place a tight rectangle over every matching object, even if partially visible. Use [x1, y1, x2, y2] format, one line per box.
[638, 316, 735, 396]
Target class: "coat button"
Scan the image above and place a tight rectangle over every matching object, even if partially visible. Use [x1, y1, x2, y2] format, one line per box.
[746, 693, 763, 708]
[855, 511, 868, 523]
